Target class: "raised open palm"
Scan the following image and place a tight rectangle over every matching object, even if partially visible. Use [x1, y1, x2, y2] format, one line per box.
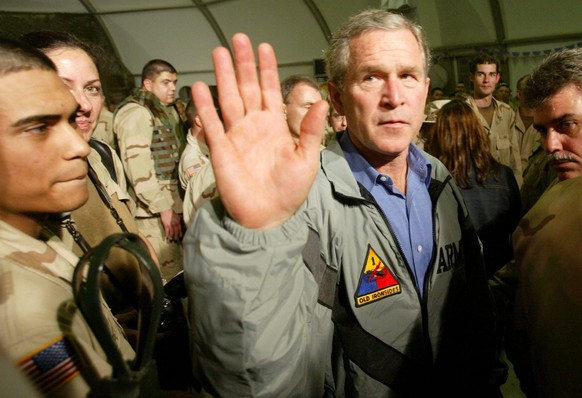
[191, 33, 328, 229]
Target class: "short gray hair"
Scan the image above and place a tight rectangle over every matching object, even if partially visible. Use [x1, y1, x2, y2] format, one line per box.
[523, 48, 582, 109]
[324, 9, 431, 90]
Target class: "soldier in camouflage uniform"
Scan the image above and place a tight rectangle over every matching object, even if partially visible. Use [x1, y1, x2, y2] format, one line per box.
[114, 59, 187, 281]
[0, 38, 135, 396]
[179, 99, 218, 226]
[21, 31, 149, 313]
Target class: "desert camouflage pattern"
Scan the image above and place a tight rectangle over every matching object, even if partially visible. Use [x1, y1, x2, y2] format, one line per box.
[93, 108, 117, 151]
[178, 132, 217, 226]
[0, 220, 134, 397]
[114, 90, 186, 279]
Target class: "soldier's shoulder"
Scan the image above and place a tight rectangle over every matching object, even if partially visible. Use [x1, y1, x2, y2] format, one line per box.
[496, 100, 514, 114]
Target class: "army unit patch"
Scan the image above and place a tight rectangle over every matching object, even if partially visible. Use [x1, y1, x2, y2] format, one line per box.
[355, 245, 401, 307]
[18, 336, 82, 394]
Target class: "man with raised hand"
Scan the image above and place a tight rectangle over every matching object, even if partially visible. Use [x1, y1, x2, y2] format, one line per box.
[185, 9, 495, 397]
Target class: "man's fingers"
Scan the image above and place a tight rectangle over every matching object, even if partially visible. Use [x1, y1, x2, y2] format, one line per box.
[232, 33, 262, 113]
[192, 82, 225, 151]
[257, 42, 284, 112]
[212, 46, 244, 129]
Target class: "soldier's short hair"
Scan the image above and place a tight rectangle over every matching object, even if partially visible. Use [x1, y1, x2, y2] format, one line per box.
[523, 48, 582, 109]
[142, 59, 177, 84]
[470, 53, 500, 74]
[280, 75, 320, 104]
[324, 9, 431, 90]
[0, 37, 56, 77]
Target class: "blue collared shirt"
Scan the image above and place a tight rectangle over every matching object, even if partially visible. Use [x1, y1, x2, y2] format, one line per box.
[340, 132, 434, 297]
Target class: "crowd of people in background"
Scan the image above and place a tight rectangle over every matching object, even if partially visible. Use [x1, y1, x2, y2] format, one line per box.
[1, 7, 581, 398]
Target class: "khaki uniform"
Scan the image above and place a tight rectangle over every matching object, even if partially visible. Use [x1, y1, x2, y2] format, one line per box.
[514, 110, 539, 172]
[520, 137, 558, 212]
[114, 90, 186, 280]
[178, 132, 217, 226]
[468, 96, 523, 186]
[0, 220, 135, 397]
[92, 108, 117, 151]
[513, 176, 582, 397]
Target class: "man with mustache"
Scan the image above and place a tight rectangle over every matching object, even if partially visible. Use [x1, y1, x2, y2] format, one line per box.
[115, 59, 187, 281]
[184, 9, 498, 397]
[509, 48, 582, 397]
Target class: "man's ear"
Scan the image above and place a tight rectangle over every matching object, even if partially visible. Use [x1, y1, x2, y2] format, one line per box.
[424, 77, 431, 102]
[282, 103, 288, 120]
[194, 115, 203, 129]
[328, 82, 344, 115]
[143, 79, 153, 91]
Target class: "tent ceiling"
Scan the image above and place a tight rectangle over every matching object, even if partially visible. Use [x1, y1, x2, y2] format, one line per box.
[2, 0, 581, 90]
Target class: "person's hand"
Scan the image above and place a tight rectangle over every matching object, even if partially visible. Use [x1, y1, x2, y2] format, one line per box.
[192, 33, 328, 230]
[160, 209, 183, 241]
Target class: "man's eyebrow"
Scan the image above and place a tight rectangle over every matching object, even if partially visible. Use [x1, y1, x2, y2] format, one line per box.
[533, 113, 577, 132]
[12, 105, 80, 128]
[12, 114, 60, 128]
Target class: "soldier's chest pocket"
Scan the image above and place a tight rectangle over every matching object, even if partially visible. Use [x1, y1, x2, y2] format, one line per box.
[495, 136, 511, 151]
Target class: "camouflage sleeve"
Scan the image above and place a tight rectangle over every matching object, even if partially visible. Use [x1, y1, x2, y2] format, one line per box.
[114, 103, 174, 214]
[179, 138, 217, 226]
[183, 164, 217, 226]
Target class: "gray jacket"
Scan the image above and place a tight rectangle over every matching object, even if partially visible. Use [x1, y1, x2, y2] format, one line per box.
[184, 137, 495, 397]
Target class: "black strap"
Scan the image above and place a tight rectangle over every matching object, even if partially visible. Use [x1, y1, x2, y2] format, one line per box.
[89, 138, 118, 184]
[332, 280, 432, 397]
[61, 166, 131, 295]
[302, 226, 430, 395]
[87, 167, 129, 233]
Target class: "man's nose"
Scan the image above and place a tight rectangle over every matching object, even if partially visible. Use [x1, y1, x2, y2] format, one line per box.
[381, 78, 403, 108]
[544, 129, 562, 153]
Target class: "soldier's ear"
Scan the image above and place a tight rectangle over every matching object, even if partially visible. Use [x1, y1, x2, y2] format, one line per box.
[143, 79, 153, 91]
[194, 115, 203, 129]
[328, 82, 344, 116]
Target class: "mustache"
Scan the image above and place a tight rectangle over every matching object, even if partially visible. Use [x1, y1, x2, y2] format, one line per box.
[550, 152, 577, 162]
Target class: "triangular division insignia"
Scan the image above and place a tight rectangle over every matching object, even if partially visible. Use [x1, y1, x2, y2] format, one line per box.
[355, 245, 401, 307]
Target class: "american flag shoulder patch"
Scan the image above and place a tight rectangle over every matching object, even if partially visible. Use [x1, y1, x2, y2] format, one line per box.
[187, 164, 202, 177]
[18, 336, 82, 394]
